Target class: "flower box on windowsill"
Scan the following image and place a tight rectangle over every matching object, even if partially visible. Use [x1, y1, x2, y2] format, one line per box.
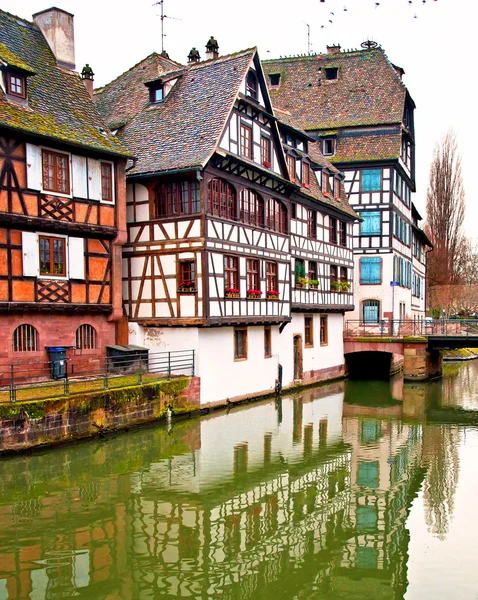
[262, 160, 271, 169]
[225, 288, 240, 299]
[331, 280, 351, 293]
[178, 286, 197, 294]
[267, 291, 280, 300]
[247, 290, 263, 299]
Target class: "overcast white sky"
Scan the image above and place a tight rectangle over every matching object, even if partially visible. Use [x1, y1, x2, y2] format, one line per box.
[3, 0, 475, 234]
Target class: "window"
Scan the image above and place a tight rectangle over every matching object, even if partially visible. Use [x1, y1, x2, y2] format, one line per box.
[208, 178, 236, 219]
[339, 221, 347, 247]
[287, 155, 295, 181]
[246, 71, 258, 100]
[320, 316, 328, 346]
[179, 260, 196, 289]
[363, 300, 380, 323]
[340, 266, 347, 282]
[261, 136, 271, 167]
[334, 178, 341, 198]
[308, 261, 318, 284]
[7, 72, 26, 98]
[322, 172, 330, 193]
[325, 67, 338, 80]
[330, 265, 338, 285]
[357, 460, 379, 488]
[322, 138, 335, 156]
[266, 261, 278, 292]
[295, 258, 306, 286]
[157, 181, 200, 217]
[357, 505, 378, 533]
[360, 257, 381, 284]
[304, 316, 314, 347]
[100, 162, 113, 202]
[39, 236, 66, 276]
[264, 326, 272, 358]
[361, 169, 381, 192]
[76, 324, 97, 350]
[234, 328, 247, 360]
[42, 149, 70, 194]
[246, 258, 260, 291]
[360, 211, 381, 235]
[150, 85, 164, 102]
[13, 324, 38, 352]
[224, 256, 239, 290]
[240, 123, 253, 159]
[307, 210, 317, 239]
[329, 217, 337, 244]
[266, 199, 287, 234]
[302, 162, 310, 187]
[268, 73, 281, 87]
[240, 189, 264, 227]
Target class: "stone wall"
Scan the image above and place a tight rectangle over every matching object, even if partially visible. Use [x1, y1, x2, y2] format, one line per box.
[0, 376, 200, 453]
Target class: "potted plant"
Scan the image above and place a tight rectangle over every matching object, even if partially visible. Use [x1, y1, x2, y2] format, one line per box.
[178, 280, 196, 293]
[308, 279, 319, 289]
[263, 160, 272, 168]
[267, 289, 280, 299]
[225, 287, 240, 298]
[247, 289, 263, 299]
[331, 280, 351, 292]
[295, 262, 306, 288]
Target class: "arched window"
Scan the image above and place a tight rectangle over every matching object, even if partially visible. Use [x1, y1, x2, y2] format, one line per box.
[266, 198, 287, 234]
[362, 300, 380, 323]
[76, 324, 98, 350]
[13, 324, 38, 352]
[246, 70, 258, 100]
[155, 181, 200, 217]
[208, 178, 236, 220]
[240, 189, 264, 227]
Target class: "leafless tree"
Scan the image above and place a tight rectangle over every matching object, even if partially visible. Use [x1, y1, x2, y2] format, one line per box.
[425, 130, 466, 287]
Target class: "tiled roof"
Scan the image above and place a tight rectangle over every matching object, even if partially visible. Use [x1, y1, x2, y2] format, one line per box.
[263, 48, 407, 131]
[333, 127, 402, 163]
[94, 53, 182, 131]
[96, 49, 256, 176]
[0, 10, 128, 156]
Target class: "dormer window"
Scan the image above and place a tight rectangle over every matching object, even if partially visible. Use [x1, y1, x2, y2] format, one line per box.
[150, 85, 164, 103]
[7, 72, 26, 98]
[325, 67, 338, 81]
[246, 71, 258, 100]
[269, 73, 281, 87]
[322, 137, 336, 156]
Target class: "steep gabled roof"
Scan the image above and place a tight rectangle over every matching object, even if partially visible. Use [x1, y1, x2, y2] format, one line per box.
[0, 10, 128, 156]
[332, 126, 402, 164]
[263, 47, 408, 132]
[94, 53, 183, 131]
[96, 49, 256, 176]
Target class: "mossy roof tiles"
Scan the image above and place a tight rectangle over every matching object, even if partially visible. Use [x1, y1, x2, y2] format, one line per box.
[0, 10, 129, 156]
[96, 49, 256, 176]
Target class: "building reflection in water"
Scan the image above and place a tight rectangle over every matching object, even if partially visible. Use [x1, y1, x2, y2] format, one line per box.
[0, 376, 463, 599]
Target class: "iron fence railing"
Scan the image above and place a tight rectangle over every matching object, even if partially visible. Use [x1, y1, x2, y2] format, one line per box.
[345, 319, 478, 338]
[0, 349, 195, 404]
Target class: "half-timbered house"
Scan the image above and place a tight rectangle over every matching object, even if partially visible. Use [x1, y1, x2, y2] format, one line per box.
[95, 41, 358, 403]
[264, 43, 432, 326]
[0, 8, 129, 367]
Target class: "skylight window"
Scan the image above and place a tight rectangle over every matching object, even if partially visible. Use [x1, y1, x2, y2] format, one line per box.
[150, 85, 164, 103]
[325, 67, 338, 81]
[269, 73, 281, 87]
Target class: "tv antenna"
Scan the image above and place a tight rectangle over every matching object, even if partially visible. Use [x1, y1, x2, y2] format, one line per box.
[153, 0, 182, 54]
[303, 22, 311, 54]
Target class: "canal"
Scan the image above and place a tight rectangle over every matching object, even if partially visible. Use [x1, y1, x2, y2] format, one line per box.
[1, 361, 478, 599]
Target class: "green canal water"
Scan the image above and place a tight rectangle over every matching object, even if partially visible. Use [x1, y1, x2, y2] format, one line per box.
[2, 361, 478, 599]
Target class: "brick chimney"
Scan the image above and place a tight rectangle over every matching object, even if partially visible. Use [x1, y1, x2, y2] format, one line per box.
[33, 7, 75, 70]
[188, 47, 201, 64]
[326, 44, 341, 55]
[205, 36, 219, 60]
[81, 64, 94, 98]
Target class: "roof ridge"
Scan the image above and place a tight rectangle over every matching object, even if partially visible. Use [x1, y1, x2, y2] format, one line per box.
[0, 8, 36, 29]
[188, 47, 256, 70]
[95, 52, 183, 95]
[263, 47, 385, 63]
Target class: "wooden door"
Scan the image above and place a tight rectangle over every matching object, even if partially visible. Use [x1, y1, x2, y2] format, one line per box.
[293, 335, 303, 380]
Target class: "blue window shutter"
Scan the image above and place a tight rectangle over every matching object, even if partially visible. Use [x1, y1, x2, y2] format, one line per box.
[360, 257, 381, 284]
[361, 211, 381, 235]
[362, 169, 381, 192]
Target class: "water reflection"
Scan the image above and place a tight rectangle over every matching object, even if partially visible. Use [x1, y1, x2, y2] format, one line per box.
[0, 370, 472, 599]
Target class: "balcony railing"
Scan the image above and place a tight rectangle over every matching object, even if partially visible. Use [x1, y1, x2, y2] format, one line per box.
[345, 319, 478, 338]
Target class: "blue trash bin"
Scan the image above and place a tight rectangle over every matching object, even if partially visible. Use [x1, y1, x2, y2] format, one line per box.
[47, 347, 67, 379]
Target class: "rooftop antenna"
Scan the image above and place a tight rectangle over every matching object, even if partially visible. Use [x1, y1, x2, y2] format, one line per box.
[303, 21, 311, 54]
[153, 0, 181, 54]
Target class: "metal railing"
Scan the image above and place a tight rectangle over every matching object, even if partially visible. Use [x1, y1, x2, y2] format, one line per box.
[0, 349, 195, 404]
[345, 319, 478, 338]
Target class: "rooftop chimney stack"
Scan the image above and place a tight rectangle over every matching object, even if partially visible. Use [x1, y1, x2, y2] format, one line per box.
[326, 44, 341, 55]
[188, 47, 201, 64]
[81, 64, 94, 98]
[205, 36, 219, 60]
[33, 7, 75, 70]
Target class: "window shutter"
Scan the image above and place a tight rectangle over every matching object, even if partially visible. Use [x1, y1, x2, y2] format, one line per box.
[22, 231, 39, 276]
[25, 144, 42, 190]
[72, 155, 88, 198]
[68, 237, 85, 279]
[87, 158, 101, 200]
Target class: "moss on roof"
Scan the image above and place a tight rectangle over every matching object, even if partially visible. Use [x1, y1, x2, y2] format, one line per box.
[0, 41, 34, 73]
